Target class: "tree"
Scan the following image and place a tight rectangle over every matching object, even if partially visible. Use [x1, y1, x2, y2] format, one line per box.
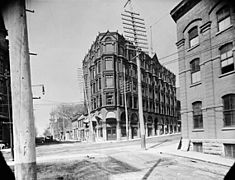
[43, 127, 51, 137]
[49, 103, 86, 140]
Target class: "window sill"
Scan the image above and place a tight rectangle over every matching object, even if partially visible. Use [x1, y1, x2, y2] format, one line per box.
[192, 128, 204, 132]
[222, 126, 235, 131]
[190, 81, 201, 88]
[187, 43, 200, 52]
[216, 25, 233, 36]
[219, 70, 235, 78]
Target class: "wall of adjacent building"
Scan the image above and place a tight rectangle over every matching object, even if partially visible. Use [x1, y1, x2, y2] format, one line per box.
[172, 0, 235, 156]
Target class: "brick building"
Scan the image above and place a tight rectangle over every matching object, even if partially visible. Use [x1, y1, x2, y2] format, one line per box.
[82, 31, 179, 141]
[0, 14, 11, 147]
[171, 0, 235, 158]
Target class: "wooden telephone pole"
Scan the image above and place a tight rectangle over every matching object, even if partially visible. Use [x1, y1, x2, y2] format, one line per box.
[1, 0, 37, 179]
[122, 0, 148, 149]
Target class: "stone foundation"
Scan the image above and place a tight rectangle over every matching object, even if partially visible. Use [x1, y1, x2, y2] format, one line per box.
[189, 139, 235, 157]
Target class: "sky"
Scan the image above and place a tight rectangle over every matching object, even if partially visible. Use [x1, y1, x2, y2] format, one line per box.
[25, 0, 180, 135]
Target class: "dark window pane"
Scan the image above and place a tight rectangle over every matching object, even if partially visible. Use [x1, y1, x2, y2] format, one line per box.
[223, 94, 235, 126]
[189, 27, 198, 40]
[217, 6, 230, 22]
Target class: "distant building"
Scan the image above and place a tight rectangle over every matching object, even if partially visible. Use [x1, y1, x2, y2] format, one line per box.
[171, 0, 235, 158]
[72, 114, 89, 141]
[0, 14, 11, 147]
[82, 31, 179, 141]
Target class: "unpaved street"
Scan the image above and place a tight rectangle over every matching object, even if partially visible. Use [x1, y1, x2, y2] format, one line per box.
[33, 135, 230, 179]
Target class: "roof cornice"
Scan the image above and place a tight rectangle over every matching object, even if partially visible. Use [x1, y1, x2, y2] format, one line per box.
[170, 0, 201, 22]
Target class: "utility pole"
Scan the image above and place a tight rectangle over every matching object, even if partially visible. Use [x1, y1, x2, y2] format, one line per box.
[123, 65, 129, 140]
[121, 0, 148, 149]
[4, 70, 14, 160]
[1, 0, 37, 179]
[80, 70, 95, 142]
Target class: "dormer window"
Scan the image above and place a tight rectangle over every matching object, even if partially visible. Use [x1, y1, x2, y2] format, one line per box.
[188, 26, 199, 48]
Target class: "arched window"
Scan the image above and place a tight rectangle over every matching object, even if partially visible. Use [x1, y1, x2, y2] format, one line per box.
[190, 58, 201, 84]
[222, 94, 235, 127]
[220, 43, 234, 74]
[105, 37, 112, 42]
[188, 26, 199, 48]
[192, 101, 203, 129]
[217, 6, 231, 32]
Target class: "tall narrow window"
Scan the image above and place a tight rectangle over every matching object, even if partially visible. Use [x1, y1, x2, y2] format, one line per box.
[220, 43, 234, 74]
[217, 6, 231, 32]
[106, 93, 114, 105]
[105, 44, 113, 53]
[97, 61, 101, 74]
[105, 58, 113, 70]
[105, 75, 113, 88]
[118, 61, 122, 72]
[99, 94, 102, 107]
[192, 101, 203, 129]
[188, 26, 199, 48]
[98, 78, 101, 90]
[190, 58, 201, 84]
[223, 94, 235, 127]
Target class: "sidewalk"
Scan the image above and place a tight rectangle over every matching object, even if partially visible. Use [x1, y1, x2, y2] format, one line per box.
[148, 141, 234, 167]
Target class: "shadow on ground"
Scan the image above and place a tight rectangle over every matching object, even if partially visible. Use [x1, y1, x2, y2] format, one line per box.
[36, 156, 139, 180]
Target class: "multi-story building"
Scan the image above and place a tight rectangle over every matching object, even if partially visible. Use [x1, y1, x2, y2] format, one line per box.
[82, 31, 179, 141]
[171, 0, 235, 158]
[72, 114, 89, 141]
[0, 14, 11, 147]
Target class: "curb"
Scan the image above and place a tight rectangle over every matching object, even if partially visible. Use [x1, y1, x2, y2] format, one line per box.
[159, 151, 233, 167]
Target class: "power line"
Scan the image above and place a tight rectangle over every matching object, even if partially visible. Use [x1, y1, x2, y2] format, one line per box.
[157, 24, 233, 63]
[161, 37, 234, 66]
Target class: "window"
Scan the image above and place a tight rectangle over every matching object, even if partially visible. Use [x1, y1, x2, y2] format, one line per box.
[193, 142, 203, 152]
[105, 75, 113, 88]
[105, 58, 113, 70]
[94, 98, 96, 109]
[106, 93, 114, 105]
[134, 97, 138, 108]
[192, 101, 203, 129]
[133, 82, 137, 92]
[105, 43, 113, 53]
[119, 46, 124, 56]
[119, 94, 123, 106]
[224, 144, 235, 158]
[97, 61, 101, 73]
[0, 61, 4, 74]
[95, 79, 98, 91]
[220, 43, 234, 74]
[217, 6, 231, 32]
[118, 61, 122, 72]
[93, 83, 95, 93]
[223, 94, 235, 127]
[99, 95, 102, 107]
[190, 58, 201, 83]
[188, 26, 199, 48]
[98, 78, 101, 90]
[90, 68, 94, 80]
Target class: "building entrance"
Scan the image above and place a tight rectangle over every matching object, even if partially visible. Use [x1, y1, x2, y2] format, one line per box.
[107, 127, 116, 140]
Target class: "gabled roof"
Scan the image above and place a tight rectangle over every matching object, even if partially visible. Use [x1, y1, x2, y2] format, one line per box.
[99, 30, 118, 42]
